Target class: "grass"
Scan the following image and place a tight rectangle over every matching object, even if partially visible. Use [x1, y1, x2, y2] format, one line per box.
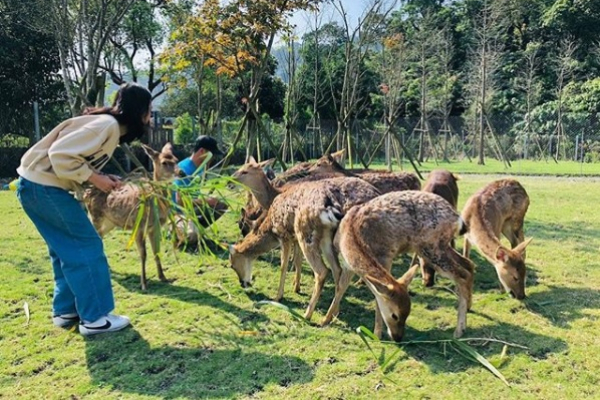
[365, 158, 600, 176]
[3, 173, 600, 399]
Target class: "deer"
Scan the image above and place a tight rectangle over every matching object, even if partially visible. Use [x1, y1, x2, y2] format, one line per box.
[229, 177, 381, 323]
[83, 143, 179, 290]
[419, 169, 461, 287]
[308, 154, 422, 194]
[460, 179, 532, 299]
[334, 190, 474, 341]
[231, 154, 361, 290]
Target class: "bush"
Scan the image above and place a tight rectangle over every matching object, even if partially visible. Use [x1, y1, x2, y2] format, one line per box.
[174, 113, 195, 145]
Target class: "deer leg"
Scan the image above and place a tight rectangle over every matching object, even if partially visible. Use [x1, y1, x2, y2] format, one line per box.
[275, 241, 292, 302]
[291, 243, 303, 294]
[462, 237, 471, 259]
[425, 247, 473, 338]
[320, 232, 348, 326]
[298, 238, 329, 321]
[148, 227, 168, 283]
[321, 268, 353, 326]
[374, 303, 384, 339]
[135, 232, 148, 291]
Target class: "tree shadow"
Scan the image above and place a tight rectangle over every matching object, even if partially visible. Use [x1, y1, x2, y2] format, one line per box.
[112, 272, 269, 325]
[84, 328, 314, 399]
[525, 285, 600, 327]
[526, 219, 600, 255]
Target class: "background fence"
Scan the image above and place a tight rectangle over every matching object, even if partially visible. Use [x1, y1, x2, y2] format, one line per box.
[2, 114, 600, 179]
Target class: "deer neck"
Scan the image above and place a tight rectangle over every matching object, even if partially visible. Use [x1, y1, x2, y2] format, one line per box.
[250, 174, 280, 209]
[235, 224, 279, 258]
[468, 216, 503, 260]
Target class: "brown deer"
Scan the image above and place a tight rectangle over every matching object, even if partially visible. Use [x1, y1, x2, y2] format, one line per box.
[461, 179, 532, 299]
[84, 143, 179, 290]
[229, 177, 381, 323]
[420, 169, 461, 286]
[308, 154, 421, 193]
[334, 191, 474, 341]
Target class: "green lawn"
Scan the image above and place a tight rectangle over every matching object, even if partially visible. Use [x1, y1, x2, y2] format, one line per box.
[2, 174, 600, 399]
[368, 158, 600, 176]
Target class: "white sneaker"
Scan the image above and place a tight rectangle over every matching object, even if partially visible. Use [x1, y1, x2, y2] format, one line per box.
[79, 314, 131, 336]
[53, 313, 79, 328]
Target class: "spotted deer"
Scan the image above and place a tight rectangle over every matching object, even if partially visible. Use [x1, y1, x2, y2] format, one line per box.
[461, 179, 532, 299]
[84, 143, 179, 290]
[308, 154, 421, 193]
[229, 177, 381, 323]
[231, 155, 356, 293]
[234, 152, 348, 236]
[334, 191, 474, 341]
[420, 169, 461, 286]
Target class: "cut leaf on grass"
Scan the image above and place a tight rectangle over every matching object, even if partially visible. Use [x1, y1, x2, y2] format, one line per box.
[254, 300, 308, 323]
[23, 301, 30, 326]
[451, 339, 510, 387]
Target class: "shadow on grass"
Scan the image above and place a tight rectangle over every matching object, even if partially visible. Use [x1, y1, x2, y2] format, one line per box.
[112, 272, 270, 325]
[398, 320, 568, 374]
[526, 219, 600, 254]
[1, 254, 47, 276]
[525, 285, 600, 327]
[85, 329, 314, 399]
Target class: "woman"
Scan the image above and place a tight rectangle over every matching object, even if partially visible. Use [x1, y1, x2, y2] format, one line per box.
[16, 82, 152, 335]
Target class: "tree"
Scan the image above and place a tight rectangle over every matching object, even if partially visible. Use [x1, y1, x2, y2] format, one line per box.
[31, 0, 137, 115]
[102, 0, 168, 99]
[0, 0, 67, 142]
[162, 0, 322, 168]
[330, 0, 395, 167]
[465, 0, 505, 165]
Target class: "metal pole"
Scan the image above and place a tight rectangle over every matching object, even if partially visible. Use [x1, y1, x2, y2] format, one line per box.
[33, 101, 41, 142]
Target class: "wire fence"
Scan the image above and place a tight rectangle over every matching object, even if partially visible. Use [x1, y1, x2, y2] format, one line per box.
[3, 114, 600, 179]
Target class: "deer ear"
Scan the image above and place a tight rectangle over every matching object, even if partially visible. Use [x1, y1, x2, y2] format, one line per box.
[248, 156, 257, 165]
[452, 173, 461, 181]
[513, 237, 533, 255]
[397, 264, 419, 287]
[331, 149, 346, 163]
[141, 144, 160, 160]
[495, 246, 510, 263]
[161, 142, 174, 154]
[258, 158, 275, 168]
[364, 275, 394, 296]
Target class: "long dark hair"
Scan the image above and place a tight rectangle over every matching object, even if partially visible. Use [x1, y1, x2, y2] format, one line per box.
[83, 82, 152, 144]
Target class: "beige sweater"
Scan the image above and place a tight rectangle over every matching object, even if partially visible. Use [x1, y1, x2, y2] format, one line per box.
[17, 114, 125, 191]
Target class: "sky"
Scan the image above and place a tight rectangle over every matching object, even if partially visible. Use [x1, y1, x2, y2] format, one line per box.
[281, 0, 398, 45]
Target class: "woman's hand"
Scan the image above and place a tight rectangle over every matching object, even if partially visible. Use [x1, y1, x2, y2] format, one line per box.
[88, 172, 122, 193]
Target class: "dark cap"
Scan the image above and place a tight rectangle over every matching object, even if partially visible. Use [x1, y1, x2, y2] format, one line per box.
[193, 135, 224, 155]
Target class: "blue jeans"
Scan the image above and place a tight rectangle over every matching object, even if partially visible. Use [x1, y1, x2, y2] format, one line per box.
[16, 178, 115, 322]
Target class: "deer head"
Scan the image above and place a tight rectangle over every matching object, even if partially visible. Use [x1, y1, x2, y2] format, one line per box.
[363, 265, 418, 342]
[494, 238, 532, 299]
[141, 142, 180, 181]
[232, 156, 274, 188]
[228, 244, 253, 288]
[309, 153, 348, 176]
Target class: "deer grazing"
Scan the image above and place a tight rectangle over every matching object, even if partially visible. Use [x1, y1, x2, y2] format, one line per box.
[84, 143, 179, 290]
[229, 177, 381, 323]
[461, 179, 532, 299]
[334, 191, 474, 341]
[420, 169, 461, 286]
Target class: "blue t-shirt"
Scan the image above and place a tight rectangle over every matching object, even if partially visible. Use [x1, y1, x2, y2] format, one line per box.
[173, 157, 204, 204]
